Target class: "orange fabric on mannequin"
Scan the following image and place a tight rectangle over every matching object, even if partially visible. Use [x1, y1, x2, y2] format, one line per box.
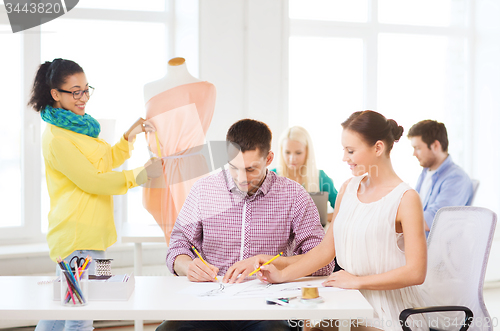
[143, 81, 216, 243]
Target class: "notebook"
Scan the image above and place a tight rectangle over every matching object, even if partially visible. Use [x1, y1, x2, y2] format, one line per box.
[310, 192, 329, 226]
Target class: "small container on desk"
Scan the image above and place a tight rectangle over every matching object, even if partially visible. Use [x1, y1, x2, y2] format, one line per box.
[61, 268, 88, 306]
[94, 258, 113, 276]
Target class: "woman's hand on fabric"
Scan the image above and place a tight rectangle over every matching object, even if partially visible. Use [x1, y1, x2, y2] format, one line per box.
[187, 258, 219, 282]
[322, 270, 360, 289]
[124, 118, 146, 142]
[143, 120, 156, 134]
[144, 158, 163, 179]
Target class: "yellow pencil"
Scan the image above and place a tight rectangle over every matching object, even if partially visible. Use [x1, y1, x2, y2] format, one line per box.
[191, 246, 218, 281]
[248, 252, 283, 276]
[79, 256, 91, 277]
[155, 131, 162, 158]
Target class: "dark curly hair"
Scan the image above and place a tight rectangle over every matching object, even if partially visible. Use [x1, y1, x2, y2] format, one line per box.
[28, 58, 84, 112]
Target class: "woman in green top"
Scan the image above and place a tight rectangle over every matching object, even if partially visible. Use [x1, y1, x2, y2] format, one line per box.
[271, 126, 338, 223]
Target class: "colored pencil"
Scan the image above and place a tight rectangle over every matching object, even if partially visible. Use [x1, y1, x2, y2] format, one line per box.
[79, 256, 91, 277]
[61, 269, 77, 304]
[62, 260, 83, 303]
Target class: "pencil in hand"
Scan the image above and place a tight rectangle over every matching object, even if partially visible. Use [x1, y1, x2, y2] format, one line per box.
[191, 246, 218, 281]
[248, 252, 283, 276]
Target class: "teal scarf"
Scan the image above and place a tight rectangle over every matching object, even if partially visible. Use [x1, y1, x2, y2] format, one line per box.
[41, 105, 101, 138]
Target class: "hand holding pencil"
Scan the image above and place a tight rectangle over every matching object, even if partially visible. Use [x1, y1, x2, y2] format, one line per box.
[253, 252, 288, 284]
[222, 253, 283, 284]
[249, 252, 283, 276]
[189, 246, 219, 282]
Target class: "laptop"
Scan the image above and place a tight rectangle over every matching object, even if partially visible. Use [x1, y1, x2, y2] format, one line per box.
[309, 192, 329, 226]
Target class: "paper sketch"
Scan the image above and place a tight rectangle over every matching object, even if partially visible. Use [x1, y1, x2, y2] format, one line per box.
[178, 278, 343, 300]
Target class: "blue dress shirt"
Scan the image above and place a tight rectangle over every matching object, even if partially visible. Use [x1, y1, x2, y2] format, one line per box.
[415, 155, 473, 233]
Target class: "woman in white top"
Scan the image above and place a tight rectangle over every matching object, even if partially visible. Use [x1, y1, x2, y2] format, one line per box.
[257, 111, 428, 331]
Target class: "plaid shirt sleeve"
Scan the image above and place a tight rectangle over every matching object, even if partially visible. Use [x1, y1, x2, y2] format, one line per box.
[291, 188, 335, 276]
[165, 183, 203, 275]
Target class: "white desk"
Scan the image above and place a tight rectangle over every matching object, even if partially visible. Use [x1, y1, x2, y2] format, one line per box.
[121, 223, 166, 276]
[120, 223, 167, 331]
[0, 276, 373, 330]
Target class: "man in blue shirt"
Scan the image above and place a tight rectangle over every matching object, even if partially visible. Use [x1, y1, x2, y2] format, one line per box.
[408, 120, 473, 235]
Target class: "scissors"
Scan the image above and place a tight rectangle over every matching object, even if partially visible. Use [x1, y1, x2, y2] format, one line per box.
[69, 256, 86, 269]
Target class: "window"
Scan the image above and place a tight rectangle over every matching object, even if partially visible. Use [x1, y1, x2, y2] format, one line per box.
[0, 25, 22, 230]
[0, 0, 199, 243]
[77, 0, 166, 12]
[288, 1, 500, 282]
[40, 18, 168, 230]
[289, 36, 364, 184]
[288, 0, 469, 189]
[378, 0, 466, 27]
[290, 0, 368, 23]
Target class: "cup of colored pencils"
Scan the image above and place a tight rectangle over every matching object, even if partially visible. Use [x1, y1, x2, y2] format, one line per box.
[58, 257, 91, 306]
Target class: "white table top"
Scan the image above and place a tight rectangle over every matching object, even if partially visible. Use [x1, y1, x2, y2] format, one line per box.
[121, 222, 166, 243]
[0, 276, 373, 321]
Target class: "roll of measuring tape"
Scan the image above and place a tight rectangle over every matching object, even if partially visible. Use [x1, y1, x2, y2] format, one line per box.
[301, 286, 320, 300]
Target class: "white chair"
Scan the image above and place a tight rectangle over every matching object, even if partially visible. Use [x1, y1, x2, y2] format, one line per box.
[467, 180, 480, 206]
[400, 206, 497, 331]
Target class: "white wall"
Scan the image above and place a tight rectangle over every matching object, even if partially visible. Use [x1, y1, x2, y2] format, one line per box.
[199, 0, 288, 159]
[472, 0, 500, 220]
[472, 0, 500, 282]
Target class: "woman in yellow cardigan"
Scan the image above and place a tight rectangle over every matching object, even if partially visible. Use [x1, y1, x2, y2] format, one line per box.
[28, 58, 161, 331]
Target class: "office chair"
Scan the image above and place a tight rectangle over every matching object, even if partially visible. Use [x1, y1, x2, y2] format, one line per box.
[467, 180, 480, 206]
[400, 207, 497, 331]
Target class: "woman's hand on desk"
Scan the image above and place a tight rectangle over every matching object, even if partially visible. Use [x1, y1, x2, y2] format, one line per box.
[322, 270, 360, 289]
[187, 258, 219, 282]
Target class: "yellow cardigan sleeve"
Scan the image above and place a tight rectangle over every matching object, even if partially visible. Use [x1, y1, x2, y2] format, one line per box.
[48, 136, 143, 195]
[111, 135, 135, 169]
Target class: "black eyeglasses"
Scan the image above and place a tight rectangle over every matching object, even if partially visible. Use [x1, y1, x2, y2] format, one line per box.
[57, 86, 94, 100]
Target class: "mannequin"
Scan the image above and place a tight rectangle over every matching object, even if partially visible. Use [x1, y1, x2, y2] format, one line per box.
[142, 57, 216, 243]
[144, 57, 201, 102]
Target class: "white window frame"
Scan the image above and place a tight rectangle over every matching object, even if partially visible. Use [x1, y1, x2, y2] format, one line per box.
[288, 0, 474, 173]
[287, 1, 500, 282]
[0, 0, 198, 245]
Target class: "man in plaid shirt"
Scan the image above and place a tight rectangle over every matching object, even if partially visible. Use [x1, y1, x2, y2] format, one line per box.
[159, 119, 333, 331]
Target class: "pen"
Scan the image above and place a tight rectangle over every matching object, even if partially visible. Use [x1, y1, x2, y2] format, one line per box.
[191, 246, 218, 281]
[248, 252, 283, 276]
